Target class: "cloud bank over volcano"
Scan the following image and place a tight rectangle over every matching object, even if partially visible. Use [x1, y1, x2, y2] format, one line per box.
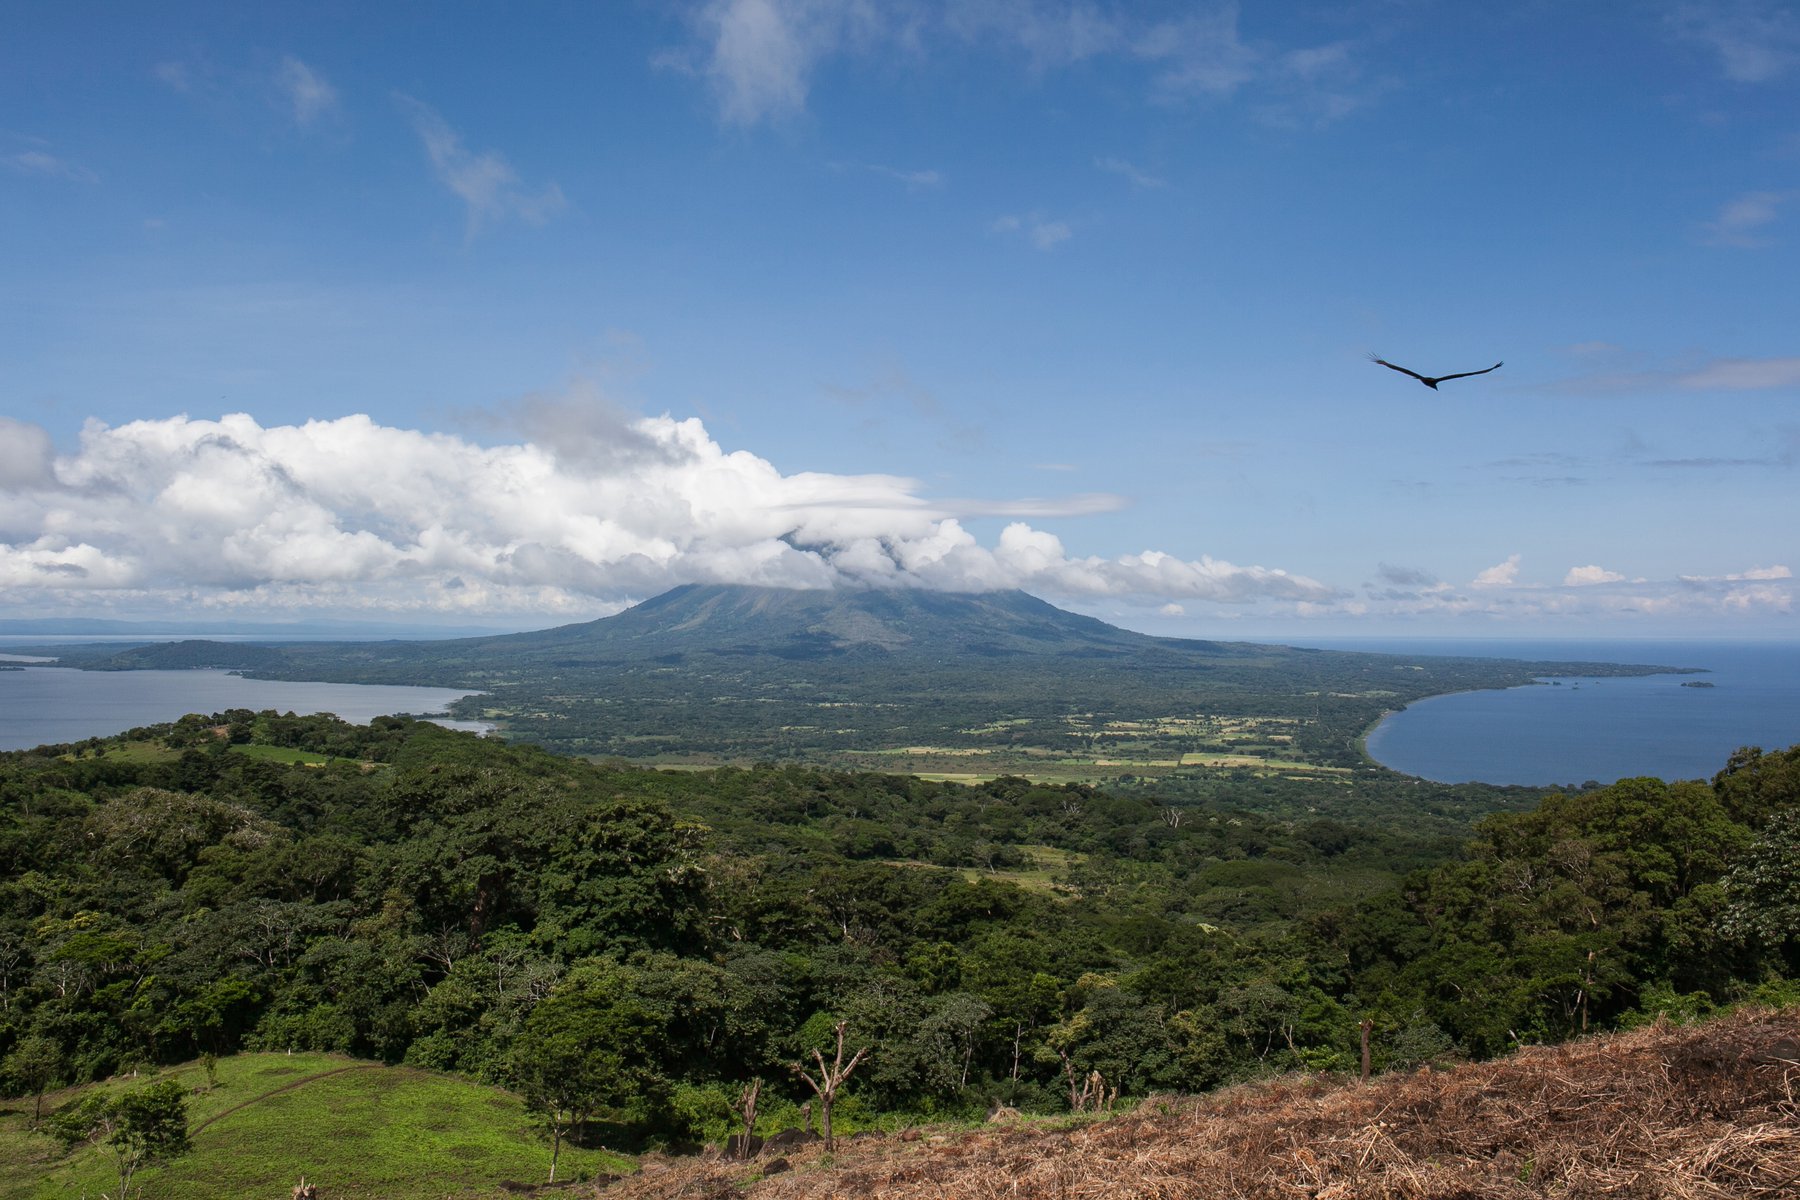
[0, 409, 1336, 619]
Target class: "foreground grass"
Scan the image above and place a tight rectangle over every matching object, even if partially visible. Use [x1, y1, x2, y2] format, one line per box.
[0, 1053, 633, 1200]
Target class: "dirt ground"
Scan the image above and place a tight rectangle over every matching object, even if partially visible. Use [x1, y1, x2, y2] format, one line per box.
[601, 1007, 1800, 1200]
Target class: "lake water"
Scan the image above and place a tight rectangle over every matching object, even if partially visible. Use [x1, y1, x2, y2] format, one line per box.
[6, 638, 1797, 783]
[1299, 639, 1800, 786]
[0, 665, 490, 752]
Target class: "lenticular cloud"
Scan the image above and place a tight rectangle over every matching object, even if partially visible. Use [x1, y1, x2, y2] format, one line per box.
[0, 412, 1333, 616]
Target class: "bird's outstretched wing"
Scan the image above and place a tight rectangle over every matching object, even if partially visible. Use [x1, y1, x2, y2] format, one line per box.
[1434, 361, 1503, 383]
[1369, 354, 1428, 382]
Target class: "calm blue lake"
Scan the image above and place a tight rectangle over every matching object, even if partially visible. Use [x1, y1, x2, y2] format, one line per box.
[1299, 639, 1800, 786]
[0, 665, 489, 751]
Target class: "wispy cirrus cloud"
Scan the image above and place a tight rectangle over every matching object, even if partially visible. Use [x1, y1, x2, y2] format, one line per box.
[1701, 190, 1791, 247]
[991, 212, 1072, 249]
[273, 56, 340, 127]
[666, 1, 1376, 126]
[154, 53, 343, 136]
[867, 163, 943, 189]
[1, 149, 97, 183]
[662, 0, 887, 125]
[1094, 156, 1166, 189]
[1673, 357, 1800, 389]
[940, 493, 1127, 518]
[153, 60, 196, 93]
[397, 95, 566, 236]
[1556, 352, 1800, 398]
[1668, 1, 1800, 82]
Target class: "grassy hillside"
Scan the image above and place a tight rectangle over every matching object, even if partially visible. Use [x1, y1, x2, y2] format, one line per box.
[607, 1006, 1800, 1200]
[0, 1053, 632, 1200]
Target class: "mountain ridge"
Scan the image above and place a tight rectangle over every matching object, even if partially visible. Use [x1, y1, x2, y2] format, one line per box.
[472, 584, 1235, 663]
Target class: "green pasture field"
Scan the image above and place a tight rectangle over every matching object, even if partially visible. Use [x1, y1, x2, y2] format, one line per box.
[0, 1053, 634, 1200]
[79, 739, 181, 764]
[226, 744, 364, 767]
[961, 844, 1084, 894]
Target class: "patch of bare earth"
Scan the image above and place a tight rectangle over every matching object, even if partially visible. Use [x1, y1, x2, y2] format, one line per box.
[602, 1007, 1800, 1200]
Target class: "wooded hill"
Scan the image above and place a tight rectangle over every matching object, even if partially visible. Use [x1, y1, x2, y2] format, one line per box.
[2, 712, 1795, 1177]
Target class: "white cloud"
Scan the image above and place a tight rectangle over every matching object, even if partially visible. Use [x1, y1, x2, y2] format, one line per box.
[1674, 356, 1800, 390]
[1375, 562, 1437, 589]
[1680, 564, 1793, 582]
[153, 61, 194, 93]
[991, 212, 1072, 249]
[670, 2, 1370, 126]
[274, 56, 339, 126]
[939, 493, 1126, 518]
[1337, 561, 1793, 626]
[946, 1, 1124, 70]
[0, 418, 56, 491]
[1564, 564, 1626, 586]
[1094, 156, 1166, 188]
[0, 408, 1337, 617]
[1669, 1, 1800, 83]
[1471, 554, 1522, 588]
[670, 0, 886, 125]
[397, 95, 566, 235]
[2, 150, 97, 183]
[7, 408, 1791, 630]
[1132, 8, 1258, 99]
[1701, 190, 1790, 247]
[868, 164, 943, 189]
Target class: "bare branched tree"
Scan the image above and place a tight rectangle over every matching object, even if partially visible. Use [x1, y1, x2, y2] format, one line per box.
[792, 1021, 868, 1150]
[734, 1078, 762, 1160]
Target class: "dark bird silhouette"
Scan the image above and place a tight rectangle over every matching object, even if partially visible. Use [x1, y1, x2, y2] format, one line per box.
[1369, 354, 1503, 389]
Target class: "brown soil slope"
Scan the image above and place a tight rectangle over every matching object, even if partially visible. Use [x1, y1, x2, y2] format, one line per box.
[608, 1008, 1800, 1200]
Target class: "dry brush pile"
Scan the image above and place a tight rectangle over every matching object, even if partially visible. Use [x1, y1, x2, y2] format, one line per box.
[601, 1007, 1800, 1200]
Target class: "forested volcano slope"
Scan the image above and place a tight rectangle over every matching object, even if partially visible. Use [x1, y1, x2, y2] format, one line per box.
[39, 584, 1688, 769]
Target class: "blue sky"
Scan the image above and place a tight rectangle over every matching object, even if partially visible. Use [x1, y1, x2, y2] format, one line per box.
[3, 1, 1797, 637]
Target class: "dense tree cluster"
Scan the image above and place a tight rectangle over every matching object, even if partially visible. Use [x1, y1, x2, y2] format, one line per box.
[2, 714, 1794, 1150]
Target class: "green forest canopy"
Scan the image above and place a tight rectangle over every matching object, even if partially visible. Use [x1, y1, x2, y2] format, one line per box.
[2, 712, 1796, 1149]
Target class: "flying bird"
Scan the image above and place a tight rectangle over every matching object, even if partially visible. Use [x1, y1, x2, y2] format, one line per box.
[1369, 355, 1503, 389]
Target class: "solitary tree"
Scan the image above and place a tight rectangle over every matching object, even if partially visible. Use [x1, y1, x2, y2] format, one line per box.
[47, 1078, 190, 1199]
[3, 1034, 61, 1124]
[792, 1020, 868, 1151]
[508, 968, 659, 1182]
[508, 1022, 619, 1183]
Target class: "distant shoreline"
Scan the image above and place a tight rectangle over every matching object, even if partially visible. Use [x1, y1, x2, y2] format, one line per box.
[1360, 642, 1796, 787]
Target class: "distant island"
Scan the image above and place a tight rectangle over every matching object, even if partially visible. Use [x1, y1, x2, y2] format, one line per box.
[8, 584, 1695, 814]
